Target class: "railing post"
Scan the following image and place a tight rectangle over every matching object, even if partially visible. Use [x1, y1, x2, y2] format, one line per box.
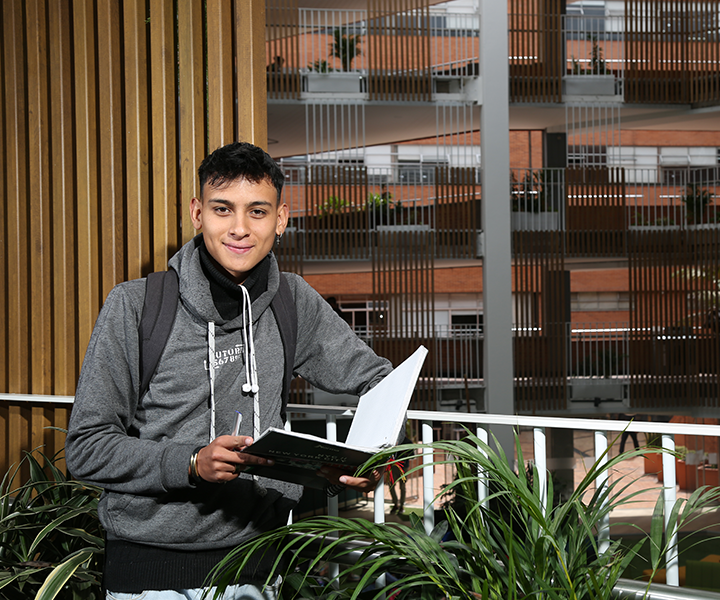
[662, 434, 679, 586]
[534, 427, 547, 515]
[594, 430, 610, 555]
[422, 420, 435, 535]
[326, 414, 339, 583]
[477, 426, 489, 508]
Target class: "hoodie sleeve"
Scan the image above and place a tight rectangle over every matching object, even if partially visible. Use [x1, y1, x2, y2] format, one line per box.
[287, 276, 393, 395]
[65, 281, 196, 494]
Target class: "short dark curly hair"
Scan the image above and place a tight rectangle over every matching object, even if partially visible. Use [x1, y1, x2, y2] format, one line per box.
[198, 141, 284, 203]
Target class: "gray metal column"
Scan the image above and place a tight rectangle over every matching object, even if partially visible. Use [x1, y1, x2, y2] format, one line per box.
[480, 0, 514, 454]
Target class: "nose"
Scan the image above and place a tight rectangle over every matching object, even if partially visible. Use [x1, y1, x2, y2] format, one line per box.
[227, 212, 249, 238]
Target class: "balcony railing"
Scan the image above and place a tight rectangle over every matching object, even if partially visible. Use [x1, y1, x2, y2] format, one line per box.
[267, 6, 480, 100]
[285, 405, 720, 594]
[4, 393, 720, 597]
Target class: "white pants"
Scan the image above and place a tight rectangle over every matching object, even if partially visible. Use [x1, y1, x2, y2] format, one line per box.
[106, 578, 281, 600]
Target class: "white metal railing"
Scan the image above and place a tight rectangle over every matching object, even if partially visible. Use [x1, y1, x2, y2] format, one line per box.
[564, 14, 625, 87]
[570, 323, 630, 379]
[287, 404, 720, 589]
[4, 393, 720, 591]
[295, 8, 479, 78]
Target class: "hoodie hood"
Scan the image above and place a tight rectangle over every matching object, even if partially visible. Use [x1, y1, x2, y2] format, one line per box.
[168, 235, 279, 331]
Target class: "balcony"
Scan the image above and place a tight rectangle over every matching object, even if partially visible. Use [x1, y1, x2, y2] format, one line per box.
[266, 6, 480, 102]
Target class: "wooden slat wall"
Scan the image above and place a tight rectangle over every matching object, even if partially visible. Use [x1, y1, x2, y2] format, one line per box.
[513, 231, 568, 413]
[625, 0, 720, 105]
[508, 0, 563, 103]
[304, 166, 370, 260]
[368, 0, 432, 102]
[435, 167, 480, 259]
[0, 0, 267, 479]
[373, 229, 436, 411]
[629, 228, 720, 410]
[565, 167, 627, 257]
[266, 0, 301, 99]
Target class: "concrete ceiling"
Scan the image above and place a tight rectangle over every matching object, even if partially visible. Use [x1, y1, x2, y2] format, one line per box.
[267, 100, 720, 159]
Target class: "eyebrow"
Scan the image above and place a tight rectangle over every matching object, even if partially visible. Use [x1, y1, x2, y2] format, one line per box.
[207, 198, 274, 208]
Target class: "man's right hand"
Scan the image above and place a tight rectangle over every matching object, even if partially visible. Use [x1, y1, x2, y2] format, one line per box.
[192, 435, 274, 483]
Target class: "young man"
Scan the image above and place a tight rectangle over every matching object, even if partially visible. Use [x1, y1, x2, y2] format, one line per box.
[66, 142, 392, 599]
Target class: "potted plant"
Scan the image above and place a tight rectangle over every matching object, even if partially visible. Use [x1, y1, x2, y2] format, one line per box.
[510, 169, 560, 231]
[209, 432, 720, 599]
[564, 35, 616, 96]
[305, 28, 363, 93]
[697, 454, 720, 488]
[681, 183, 714, 226]
[0, 449, 104, 599]
[643, 431, 664, 479]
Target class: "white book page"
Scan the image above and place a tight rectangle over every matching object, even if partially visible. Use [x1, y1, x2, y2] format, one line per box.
[346, 346, 427, 449]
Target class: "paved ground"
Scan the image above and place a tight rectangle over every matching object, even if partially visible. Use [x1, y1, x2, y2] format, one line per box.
[340, 428, 720, 535]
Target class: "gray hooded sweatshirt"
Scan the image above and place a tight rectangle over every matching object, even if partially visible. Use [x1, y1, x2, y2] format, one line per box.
[66, 236, 391, 551]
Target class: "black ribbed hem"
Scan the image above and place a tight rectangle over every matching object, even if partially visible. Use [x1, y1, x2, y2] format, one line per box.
[104, 539, 281, 593]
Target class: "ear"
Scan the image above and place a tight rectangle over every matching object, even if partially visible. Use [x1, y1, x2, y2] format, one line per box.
[276, 203, 289, 236]
[190, 197, 203, 231]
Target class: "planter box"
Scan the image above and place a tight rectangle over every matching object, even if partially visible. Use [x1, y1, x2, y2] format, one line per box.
[643, 451, 663, 477]
[511, 211, 560, 231]
[563, 74, 616, 96]
[697, 465, 720, 488]
[305, 72, 362, 93]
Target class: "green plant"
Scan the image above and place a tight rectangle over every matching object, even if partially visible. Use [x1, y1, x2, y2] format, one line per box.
[331, 28, 362, 72]
[317, 195, 352, 217]
[308, 59, 332, 73]
[681, 183, 714, 224]
[0, 447, 104, 600]
[511, 169, 553, 213]
[208, 432, 720, 599]
[571, 35, 608, 75]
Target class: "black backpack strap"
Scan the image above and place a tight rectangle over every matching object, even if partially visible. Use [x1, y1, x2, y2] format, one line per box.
[138, 269, 179, 399]
[270, 273, 297, 422]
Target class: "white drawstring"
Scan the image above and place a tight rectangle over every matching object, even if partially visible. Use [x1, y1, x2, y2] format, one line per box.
[240, 285, 260, 441]
[207, 321, 216, 441]
[206, 289, 260, 449]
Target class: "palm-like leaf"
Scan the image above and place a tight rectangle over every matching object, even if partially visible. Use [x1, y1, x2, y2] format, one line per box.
[209, 430, 720, 599]
[0, 447, 104, 599]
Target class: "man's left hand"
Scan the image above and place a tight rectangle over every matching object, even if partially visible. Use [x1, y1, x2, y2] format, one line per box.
[319, 466, 382, 493]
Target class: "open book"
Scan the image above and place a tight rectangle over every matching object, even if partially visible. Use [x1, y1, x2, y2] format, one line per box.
[243, 346, 428, 489]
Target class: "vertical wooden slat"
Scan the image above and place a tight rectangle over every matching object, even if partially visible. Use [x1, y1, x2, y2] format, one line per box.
[49, 0, 77, 396]
[4, 0, 30, 394]
[149, 0, 179, 270]
[73, 0, 101, 363]
[178, 0, 205, 244]
[236, 0, 267, 148]
[124, 0, 153, 277]
[26, 0, 52, 394]
[0, 4, 6, 401]
[97, 0, 125, 295]
[206, 0, 234, 149]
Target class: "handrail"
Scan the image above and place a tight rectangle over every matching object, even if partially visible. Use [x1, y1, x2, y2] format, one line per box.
[4, 393, 720, 589]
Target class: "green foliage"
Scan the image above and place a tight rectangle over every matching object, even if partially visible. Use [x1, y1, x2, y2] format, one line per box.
[209, 432, 720, 599]
[511, 169, 553, 213]
[308, 59, 332, 73]
[0, 448, 103, 600]
[681, 183, 714, 224]
[317, 195, 352, 217]
[571, 35, 608, 75]
[331, 28, 362, 72]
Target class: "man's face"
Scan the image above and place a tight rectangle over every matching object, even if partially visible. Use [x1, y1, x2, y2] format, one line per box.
[190, 178, 289, 284]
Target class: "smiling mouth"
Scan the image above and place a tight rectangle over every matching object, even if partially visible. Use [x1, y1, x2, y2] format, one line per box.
[224, 242, 252, 254]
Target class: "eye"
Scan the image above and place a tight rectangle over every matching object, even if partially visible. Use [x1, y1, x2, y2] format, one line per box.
[250, 208, 268, 217]
[213, 206, 231, 215]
